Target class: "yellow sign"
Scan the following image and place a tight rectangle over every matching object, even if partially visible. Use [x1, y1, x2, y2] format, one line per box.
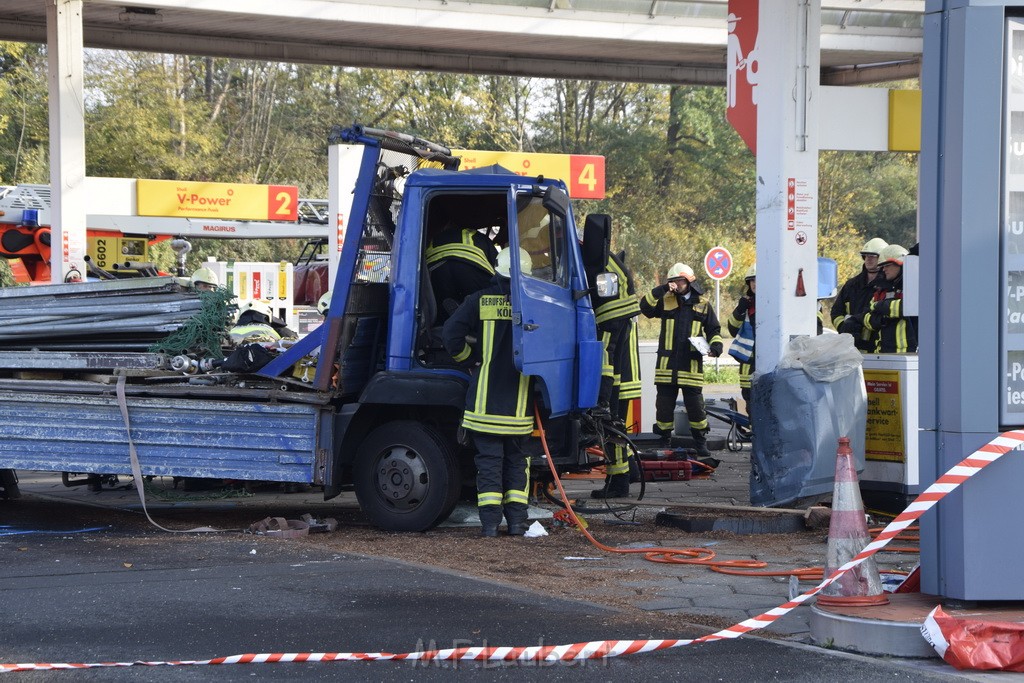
[864, 369, 905, 462]
[452, 150, 605, 199]
[137, 179, 299, 221]
[87, 235, 148, 270]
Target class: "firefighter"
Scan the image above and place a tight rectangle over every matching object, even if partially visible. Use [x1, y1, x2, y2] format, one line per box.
[229, 300, 297, 345]
[442, 247, 534, 537]
[727, 263, 757, 408]
[640, 263, 723, 461]
[863, 244, 917, 353]
[191, 266, 220, 293]
[426, 223, 498, 323]
[590, 248, 642, 499]
[832, 237, 888, 351]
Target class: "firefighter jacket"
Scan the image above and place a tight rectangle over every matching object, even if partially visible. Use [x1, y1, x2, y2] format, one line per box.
[831, 268, 880, 351]
[426, 227, 498, 321]
[592, 252, 641, 328]
[864, 274, 918, 354]
[591, 252, 642, 400]
[441, 276, 534, 436]
[640, 283, 723, 387]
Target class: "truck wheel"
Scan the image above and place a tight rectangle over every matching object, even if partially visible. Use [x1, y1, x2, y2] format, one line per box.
[353, 421, 460, 532]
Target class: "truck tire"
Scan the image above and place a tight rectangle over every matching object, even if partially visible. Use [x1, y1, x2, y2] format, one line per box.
[353, 421, 461, 532]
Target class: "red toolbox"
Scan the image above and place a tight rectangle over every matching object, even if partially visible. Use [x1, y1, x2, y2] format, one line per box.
[641, 460, 692, 482]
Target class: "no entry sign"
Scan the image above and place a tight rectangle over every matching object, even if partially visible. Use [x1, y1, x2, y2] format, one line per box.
[704, 246, 733, 281]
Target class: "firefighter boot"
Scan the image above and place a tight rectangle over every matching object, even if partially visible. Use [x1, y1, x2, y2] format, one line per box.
[479, 505, 503, 538]
[591, 473, 630, 499]
[628, 456, 642, 484]
[691, 429, 721, 468]
[505, 504, 529, 536]
[653, 423, 673, 447]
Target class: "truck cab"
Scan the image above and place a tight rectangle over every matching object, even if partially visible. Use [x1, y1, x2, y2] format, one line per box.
[260, 126, 604, 531]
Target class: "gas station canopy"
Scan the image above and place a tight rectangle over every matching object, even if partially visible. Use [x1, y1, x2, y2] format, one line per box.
[0, 0, 922, 85]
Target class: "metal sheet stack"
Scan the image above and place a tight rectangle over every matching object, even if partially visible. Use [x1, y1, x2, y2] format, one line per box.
[0, 277, 203, 351]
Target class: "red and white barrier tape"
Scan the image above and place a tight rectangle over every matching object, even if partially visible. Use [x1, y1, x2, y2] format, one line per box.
[3, 431, 1021, 673]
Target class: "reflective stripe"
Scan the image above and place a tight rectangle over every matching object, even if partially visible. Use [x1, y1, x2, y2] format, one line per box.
[462, 413, 534, 435]
[477, 492, 503, 507]
[425, 230, 495, 274]
[689, 418, 709, 431]
[595, 297, 641, 325]
[656, 420, 674, 430]
[503, 491, 528, 505]
[475, 320, 495, 415]
[453, 344, 472, 362]
[664, 319, 675, 351]
[515, 373, 531, 423]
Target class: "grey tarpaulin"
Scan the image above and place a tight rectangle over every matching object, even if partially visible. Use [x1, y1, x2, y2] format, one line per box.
[749, 334, 867, 507]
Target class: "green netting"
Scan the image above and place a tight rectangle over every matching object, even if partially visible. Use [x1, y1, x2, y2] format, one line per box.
[148, 288, 235, 358]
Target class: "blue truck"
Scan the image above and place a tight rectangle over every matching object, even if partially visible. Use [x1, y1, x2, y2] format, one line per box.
[0, 126, 609, 531]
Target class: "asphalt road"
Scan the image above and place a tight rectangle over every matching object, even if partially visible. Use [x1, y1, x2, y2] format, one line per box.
[1, 497, 969, 682]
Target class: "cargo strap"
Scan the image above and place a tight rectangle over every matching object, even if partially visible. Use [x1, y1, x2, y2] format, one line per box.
[115, 374, 221, 533]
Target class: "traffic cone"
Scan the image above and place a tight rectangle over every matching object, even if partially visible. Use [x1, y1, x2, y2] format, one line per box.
[816, 436, 889, 607]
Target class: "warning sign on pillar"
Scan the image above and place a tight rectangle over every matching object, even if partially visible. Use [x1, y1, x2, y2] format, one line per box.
[787, 177, 814, 234]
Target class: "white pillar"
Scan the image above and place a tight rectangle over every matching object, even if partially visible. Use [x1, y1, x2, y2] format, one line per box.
[754, 0, 821, 371]
[46, 0, 87, 284]
[327, 143, 364, 285]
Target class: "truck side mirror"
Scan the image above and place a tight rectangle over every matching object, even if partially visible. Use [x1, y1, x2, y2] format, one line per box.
[595, 272, 620, 298]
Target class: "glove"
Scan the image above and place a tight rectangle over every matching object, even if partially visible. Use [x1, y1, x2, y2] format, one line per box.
[709, 341, 723, 358]
[732, 297, 751, 320]
[837, 314, 863, 336]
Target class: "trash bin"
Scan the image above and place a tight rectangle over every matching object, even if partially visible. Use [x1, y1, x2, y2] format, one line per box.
[749, 334, 867, 507]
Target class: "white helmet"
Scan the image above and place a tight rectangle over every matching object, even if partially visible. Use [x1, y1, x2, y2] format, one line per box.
[495, 247, 533, 277]
[317, 291, 332, 316]
[237, 300, 274, 323]
[191, 266, 219, 289]
[878, 244, 908, 267]
[666, 263, 695, 282]
[744, 263, 756, 281]
[860, 237, 888, 257]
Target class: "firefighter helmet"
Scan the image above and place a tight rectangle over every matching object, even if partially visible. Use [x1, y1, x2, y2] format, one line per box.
[237, 300, 274, 323]
[879, 244, 908, 267]
[191, 266, 220, 289]
[495, 247, 533, 277]
[744, 263, 756, 281]
[860, 237, 888, 257]
[666, 263, 695, 282]
[317, 291, 332, 316]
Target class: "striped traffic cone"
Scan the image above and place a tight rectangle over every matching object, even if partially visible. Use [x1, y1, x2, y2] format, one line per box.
[816, 436, 889, 606]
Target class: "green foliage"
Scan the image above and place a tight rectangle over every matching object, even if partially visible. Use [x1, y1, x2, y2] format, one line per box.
[704, 363, 739, 385]
[0, 42, 919, 283]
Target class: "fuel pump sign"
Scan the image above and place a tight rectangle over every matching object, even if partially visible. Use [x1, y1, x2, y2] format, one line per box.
[1001, 20, 1024, 425]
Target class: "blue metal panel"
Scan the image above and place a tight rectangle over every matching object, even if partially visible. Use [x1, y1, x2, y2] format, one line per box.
[920, 0, 1024, 600]
[0, 391, 322, 483]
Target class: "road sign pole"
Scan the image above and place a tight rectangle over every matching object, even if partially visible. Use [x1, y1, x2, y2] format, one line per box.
[715, 279, 721, 373]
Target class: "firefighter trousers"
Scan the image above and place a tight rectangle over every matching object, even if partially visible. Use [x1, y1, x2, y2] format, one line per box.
[472, 432, 530, 529]
[654, 384, 709, 439]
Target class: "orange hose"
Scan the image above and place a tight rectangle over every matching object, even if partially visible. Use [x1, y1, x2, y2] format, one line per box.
[536, 407, 920, 579]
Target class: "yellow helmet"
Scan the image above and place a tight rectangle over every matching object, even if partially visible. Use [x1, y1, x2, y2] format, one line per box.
[744, 263, 756, 281]
[878, 244, 908, 267]
[666, 263, 695, 282]
[495, 247, 533, 277]
[317, 291, 332, 316]
[860, 237, 888, 257]
[191, 266, 219, 288]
